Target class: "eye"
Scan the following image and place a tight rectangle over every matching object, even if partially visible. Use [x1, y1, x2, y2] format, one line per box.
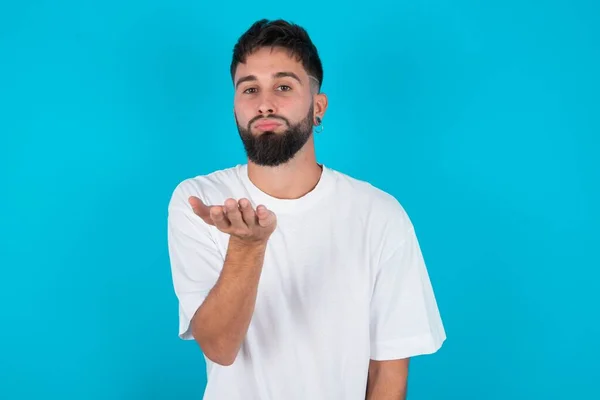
[243, 87, 258, 94]
[277, 85, 292, 92]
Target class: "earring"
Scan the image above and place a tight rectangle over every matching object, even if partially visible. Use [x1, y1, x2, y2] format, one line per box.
[314, 116, 324, 133]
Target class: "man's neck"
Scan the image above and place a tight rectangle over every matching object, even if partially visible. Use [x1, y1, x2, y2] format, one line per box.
[246, 146, 323, 200]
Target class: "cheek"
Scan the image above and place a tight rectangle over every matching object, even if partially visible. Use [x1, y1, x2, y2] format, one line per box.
[274, 95, 298, 108]
[234, 101, 252, 122]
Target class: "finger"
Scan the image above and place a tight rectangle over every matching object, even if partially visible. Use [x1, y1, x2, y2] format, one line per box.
[224, 198, 245, 228]
[238, 198, 257, 227]
[189, 196, 213, 225]
[189, 196, 207, 215]
[256, 205, 276, 228]
[210, 206, 230, 230]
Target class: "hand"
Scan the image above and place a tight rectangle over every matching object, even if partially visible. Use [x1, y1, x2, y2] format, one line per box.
[189, 196, 277, 243]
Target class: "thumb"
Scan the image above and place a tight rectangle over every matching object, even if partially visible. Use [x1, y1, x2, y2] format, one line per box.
[189, 196, 209, 219]
[256, 205, 276, 228]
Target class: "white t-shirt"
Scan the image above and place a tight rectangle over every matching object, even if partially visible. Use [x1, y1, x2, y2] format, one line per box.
[167, 163, 446, 400]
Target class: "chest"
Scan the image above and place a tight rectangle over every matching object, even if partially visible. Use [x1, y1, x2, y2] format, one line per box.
[257, 214, 374, 316]
[209, 206, 379, 316]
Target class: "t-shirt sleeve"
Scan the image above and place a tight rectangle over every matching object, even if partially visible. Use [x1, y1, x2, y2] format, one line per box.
[369, 204, 446, 360]
[167, 181, 224, 340]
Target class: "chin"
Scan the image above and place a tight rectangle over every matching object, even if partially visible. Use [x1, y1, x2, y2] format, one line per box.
[252, 131, 270, 138]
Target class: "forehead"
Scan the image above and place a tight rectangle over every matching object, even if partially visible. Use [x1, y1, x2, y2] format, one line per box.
[234, 47, 307, 82]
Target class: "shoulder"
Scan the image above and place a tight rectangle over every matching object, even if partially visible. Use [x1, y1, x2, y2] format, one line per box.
[327, 166, 414, 232]
[168, 164, 244, 210]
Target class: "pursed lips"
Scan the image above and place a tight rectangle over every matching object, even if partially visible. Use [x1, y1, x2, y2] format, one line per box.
[254, 120, 283, 130]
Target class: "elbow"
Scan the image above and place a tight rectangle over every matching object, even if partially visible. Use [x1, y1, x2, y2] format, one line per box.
[201, 345, 238, 366]
[206, 352, 236, 367]
[193, 332, 238, 366]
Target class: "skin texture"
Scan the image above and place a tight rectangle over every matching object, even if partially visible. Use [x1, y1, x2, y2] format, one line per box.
[187, 46, 410, 396]
[232, 46, 328, 200]
[366, 359, 410, 400]
[187, 197, 276, 366]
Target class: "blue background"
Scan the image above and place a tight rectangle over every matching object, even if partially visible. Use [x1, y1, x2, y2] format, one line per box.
[1, 0, 598, 399]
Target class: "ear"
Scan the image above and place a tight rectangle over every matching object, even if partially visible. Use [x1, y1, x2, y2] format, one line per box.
[313, 93, 328, 124]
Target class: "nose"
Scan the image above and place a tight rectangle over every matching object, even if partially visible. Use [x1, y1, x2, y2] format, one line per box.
[257, 93, 277, 115]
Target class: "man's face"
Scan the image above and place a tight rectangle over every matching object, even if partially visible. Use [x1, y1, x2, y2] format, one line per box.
[233, 47, 318, 167]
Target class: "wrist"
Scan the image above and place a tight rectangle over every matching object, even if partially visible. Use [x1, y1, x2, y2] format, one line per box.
[228, 235, 268, 252]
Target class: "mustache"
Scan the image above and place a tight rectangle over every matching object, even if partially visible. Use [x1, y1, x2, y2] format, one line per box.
[248, 114, 289, 128]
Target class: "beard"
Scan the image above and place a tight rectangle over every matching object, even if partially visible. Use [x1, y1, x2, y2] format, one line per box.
[235, 103, 314, 167]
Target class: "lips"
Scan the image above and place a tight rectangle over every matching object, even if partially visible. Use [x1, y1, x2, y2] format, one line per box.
[254, 120, 283, 130]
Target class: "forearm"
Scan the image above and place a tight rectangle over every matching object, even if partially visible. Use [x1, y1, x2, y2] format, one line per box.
[191, 236, 267, 366]
[366, 360, 409, 400]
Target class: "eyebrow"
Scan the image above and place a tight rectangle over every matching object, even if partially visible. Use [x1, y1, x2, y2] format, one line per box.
[235, 71, 304, 89]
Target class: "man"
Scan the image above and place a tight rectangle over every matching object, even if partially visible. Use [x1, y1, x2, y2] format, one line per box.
[167, 18, 446, 400]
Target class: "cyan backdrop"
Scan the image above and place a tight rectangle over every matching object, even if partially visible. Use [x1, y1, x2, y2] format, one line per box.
[1, 0, 598, 399]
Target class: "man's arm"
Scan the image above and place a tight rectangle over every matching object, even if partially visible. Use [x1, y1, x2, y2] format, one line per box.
[367, 199, 445, 398]
[190, 236, 266, 366]
[366, 359, 410, 400]
[183, 196, 277, 366]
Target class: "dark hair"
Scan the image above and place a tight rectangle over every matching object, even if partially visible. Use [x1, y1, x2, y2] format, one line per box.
[230, 19, 323, 92]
